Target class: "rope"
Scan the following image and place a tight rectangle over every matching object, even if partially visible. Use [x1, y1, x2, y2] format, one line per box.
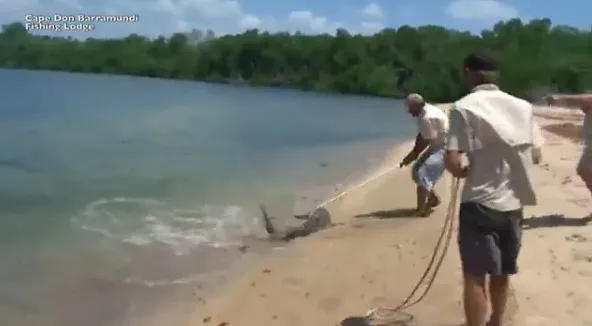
[365, 176, 461, 325]
[309, 163, 406, 215]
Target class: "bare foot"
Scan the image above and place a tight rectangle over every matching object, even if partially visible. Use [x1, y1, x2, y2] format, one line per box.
[428, 193, 441, 207]
[414, 208, 432, 217]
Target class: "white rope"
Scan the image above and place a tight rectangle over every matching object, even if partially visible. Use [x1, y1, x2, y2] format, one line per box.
[365, 177, 461, 325]
[310, 163, 404, 214]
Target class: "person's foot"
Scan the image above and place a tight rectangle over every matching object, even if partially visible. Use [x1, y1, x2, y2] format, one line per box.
[428, 193, 441, 207]
[486, 314, 504, 326]
[413, 207, 432, 217]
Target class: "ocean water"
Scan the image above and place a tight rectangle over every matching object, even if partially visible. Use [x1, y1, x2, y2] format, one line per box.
[0, 69, 414, 326]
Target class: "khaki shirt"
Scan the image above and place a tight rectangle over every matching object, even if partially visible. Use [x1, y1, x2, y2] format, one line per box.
[447, 84, 538, 211]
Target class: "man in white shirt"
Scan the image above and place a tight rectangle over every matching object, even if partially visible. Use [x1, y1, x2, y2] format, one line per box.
[446, 53, 541, 326]
[545, 94, 592, 197]
[400, 93, 449, 217]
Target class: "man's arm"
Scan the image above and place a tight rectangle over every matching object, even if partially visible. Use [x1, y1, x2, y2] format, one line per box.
[445, 108, 471, 178]
[546, 94, 592, 112]
[401, 133, 429, 166]
[531, 119, 543, 165]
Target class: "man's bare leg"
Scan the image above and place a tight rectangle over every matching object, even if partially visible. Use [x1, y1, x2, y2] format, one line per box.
[577, 169, 592, 197]
[416, 185, 429, 215]
[488, 275, 509, 326]
[464, 274, 489, 326]
[577, 169, 592, 218]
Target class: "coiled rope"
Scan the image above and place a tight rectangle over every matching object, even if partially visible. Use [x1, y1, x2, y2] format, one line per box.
[364, 176, 518, 325]
[294, 146, 516, 324]
[365, 176, 461, 325]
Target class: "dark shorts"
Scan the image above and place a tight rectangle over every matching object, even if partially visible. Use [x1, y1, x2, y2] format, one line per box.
[458, 202, 523, 277]
[577, 150, 592, 173]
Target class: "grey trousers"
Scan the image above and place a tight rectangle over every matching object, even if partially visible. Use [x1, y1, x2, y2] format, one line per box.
[458, 202, 523, 277]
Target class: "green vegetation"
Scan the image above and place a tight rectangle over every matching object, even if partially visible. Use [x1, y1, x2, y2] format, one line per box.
[1, 19, 591, 102]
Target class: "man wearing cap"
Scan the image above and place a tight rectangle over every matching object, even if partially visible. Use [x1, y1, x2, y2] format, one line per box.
[445, 53, 541, 326]
[545, 93, 592, 197]
[400, 93, 449, 217]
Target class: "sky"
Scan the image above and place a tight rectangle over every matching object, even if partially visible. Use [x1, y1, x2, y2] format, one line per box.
[0, 0, 590, 38]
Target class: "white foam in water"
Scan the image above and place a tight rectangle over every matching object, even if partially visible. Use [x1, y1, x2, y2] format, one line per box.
[71, 197, 264, 255]
[123, 269, 227, 287]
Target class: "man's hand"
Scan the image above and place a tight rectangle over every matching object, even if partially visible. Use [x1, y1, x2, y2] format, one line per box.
[532, 147, 542, 165]
[445, 150, 470, 178]
[544, 94, 558, 106]
[399, 154, 415, 167]
[543, 94, 592, 112]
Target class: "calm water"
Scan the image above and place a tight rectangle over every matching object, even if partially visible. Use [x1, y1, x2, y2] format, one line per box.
[0, 69, 413, 326]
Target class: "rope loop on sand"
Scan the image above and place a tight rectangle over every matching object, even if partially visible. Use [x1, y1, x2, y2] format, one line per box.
[365, 177, 461, 325]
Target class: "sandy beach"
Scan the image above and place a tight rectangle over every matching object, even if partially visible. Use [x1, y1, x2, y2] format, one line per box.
[185, 104, 592, 326]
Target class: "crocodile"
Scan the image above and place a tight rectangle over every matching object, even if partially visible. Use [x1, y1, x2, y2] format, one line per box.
[259, 204, 332, 241]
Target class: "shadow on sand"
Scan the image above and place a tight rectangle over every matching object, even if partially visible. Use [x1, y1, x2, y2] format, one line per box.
[356, 211, 591, 229]
[355, 208, 434, 219]
[339, 316, 369, 326]
[540, 122, 583, 144]
[522, 214, 592, 230]
[339, 315, 461, 326]
[340, 313, 413, 326]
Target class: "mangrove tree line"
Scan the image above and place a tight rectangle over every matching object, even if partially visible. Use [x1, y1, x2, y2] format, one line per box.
[0, 19, 591, 102]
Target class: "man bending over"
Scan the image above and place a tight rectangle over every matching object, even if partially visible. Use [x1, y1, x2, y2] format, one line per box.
[400, 93, 449, 217]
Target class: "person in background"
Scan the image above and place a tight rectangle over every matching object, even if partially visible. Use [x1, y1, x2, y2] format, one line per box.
[400, 93, 449, 217]
[545, 94, 592, 196]
[445, 53, 541, 326]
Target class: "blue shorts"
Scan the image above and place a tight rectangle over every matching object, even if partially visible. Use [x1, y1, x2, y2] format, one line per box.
[412, 148, 445, 191]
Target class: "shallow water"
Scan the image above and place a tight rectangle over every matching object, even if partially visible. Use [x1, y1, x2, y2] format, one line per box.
[0, 69, 414, 325]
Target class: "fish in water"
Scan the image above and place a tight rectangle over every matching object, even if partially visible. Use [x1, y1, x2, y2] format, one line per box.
[259, 204, 332, 241]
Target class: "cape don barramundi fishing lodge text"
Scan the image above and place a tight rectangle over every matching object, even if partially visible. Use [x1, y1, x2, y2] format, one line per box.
[24, 14, 140, 32]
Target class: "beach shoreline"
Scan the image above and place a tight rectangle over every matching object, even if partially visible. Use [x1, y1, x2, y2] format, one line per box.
[173, 103, 592, 326]
[125, 136, 416, 326]
[183, 138, 445, 325]
[175, 134, 426, 325]
[120, 105, 428, 326]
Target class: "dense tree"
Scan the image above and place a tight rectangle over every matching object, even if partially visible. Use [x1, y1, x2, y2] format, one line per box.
[1, 19, 591, 102]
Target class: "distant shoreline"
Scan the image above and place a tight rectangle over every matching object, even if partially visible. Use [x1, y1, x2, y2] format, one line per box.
[3, 19, 591, 104]
[0, 67, 409, 100]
